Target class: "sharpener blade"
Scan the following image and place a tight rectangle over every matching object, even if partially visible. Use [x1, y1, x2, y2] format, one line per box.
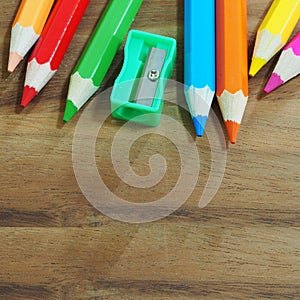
[135, 47, 167, 107]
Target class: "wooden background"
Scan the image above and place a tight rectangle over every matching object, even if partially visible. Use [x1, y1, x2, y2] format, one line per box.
[1, 0, 300, 299]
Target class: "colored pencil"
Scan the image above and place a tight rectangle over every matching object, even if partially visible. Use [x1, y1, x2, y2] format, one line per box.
[265, 31, 300, 93]
[8, 0, 55, 73]
[184, 0, 215, 136]
[249, 0, 300, 77]
[216, 0, 248, 144]
[63, 0, 143, 122]
[21, 0, 90, 107]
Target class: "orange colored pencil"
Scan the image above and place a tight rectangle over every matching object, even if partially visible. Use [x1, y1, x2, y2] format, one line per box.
[8, 0, 55, 73]
[216, 0, 248, 144]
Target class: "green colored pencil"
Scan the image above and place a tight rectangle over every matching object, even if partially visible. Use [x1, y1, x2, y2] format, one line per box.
[63, 0, 143, 122]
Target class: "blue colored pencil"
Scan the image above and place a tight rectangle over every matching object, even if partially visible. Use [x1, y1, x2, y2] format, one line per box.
[184, 0, 215, 136]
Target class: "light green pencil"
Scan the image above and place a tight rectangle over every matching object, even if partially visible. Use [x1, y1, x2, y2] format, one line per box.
[63, 0, 144, 122]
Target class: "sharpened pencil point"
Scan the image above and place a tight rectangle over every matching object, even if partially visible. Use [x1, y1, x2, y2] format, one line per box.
[249, 57, 267, 77]
[8, 52, 23, 73]
[63, 100, 78, 122]
[264, 73, 284, 93]
[225, 120, 240, 144]
[21, 86, 37, 107]
[192, 116, 208, 137]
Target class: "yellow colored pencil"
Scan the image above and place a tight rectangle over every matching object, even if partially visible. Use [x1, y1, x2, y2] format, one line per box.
[249, 0, 300, 77]
[8, 0, 55, 73]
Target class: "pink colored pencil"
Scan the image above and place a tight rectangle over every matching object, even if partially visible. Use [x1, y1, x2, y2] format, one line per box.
[265, 31, 300, 93]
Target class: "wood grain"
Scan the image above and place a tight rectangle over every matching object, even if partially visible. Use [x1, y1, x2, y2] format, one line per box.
[0, 0, 300, 299]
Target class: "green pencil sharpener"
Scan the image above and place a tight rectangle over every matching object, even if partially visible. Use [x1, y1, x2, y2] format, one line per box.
[110, 30, 176, 127]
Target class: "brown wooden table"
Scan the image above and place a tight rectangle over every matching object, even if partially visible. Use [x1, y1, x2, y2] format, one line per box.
[1, 0, 300, 298]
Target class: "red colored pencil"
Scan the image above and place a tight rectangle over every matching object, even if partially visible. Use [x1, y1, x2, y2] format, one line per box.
[21, 0, 90, 107]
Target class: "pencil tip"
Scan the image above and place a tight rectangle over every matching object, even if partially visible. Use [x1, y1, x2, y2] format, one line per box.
[63, 100, 78, 122]
[225, 120, 240, 144]
[21, 86, 37, 107]
[264, 73, 284, 93]
[249, 57, 266, 77]
[8, 52, 23, 73]
[192, 116, 207, 137]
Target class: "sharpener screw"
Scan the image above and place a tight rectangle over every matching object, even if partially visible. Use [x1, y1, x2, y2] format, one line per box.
[148, 69, 160, 81]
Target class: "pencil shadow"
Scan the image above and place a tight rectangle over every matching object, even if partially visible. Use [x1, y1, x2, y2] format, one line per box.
[255, 86, 267, 101]
[1, 26, 11, 80]
[254, 51, 281, 101]
[14, 62, 28, 114]
[101, 49, 124, 92]
[56, 72, 70, 129]
[210, 98, 230, 148]
[176, 0, 184, 84]
[174, 83, 197, 141]
[248, 29, 256, 67]
[174, 0, 192, 139]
